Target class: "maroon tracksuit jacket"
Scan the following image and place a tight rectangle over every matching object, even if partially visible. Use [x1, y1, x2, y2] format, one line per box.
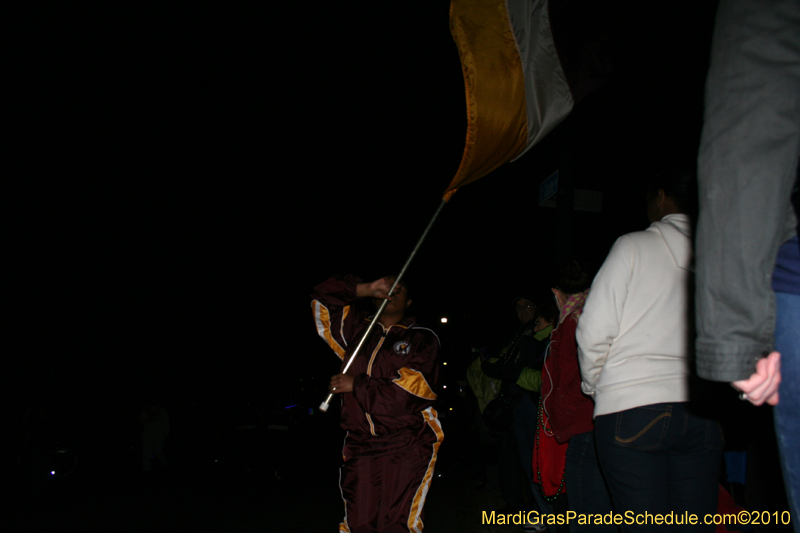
[311, 276, 444, 533]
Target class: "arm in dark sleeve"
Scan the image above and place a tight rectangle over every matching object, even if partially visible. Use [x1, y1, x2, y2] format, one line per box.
[559, 318, 583, 396]
[695, 0, 800, 382]
[310, 275, 364, 360]
[352, 329, 440, 417]
[544, 317, 582, 402]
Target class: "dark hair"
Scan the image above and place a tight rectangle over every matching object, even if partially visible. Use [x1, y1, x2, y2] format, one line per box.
[534, 293, 559, 324]
[645, 162, 697, 217]
[552, 259, 592, 295]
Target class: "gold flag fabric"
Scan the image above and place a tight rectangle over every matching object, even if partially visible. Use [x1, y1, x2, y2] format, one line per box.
[445, 0, 576, 200]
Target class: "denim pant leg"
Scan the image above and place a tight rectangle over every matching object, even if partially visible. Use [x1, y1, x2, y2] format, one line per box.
[774, 292, 800, 521]
[595, 404, 721, 533]
[565, 430, 617, 533]
[666, 408, 723, 527]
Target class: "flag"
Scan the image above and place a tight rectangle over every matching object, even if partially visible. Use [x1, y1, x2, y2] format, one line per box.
[444, 0, 609, 200]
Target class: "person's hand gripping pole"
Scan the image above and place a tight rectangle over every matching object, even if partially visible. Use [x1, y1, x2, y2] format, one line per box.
[319, 277, 401, 412]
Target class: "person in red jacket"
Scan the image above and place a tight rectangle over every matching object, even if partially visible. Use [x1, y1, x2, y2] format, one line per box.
[311, 275, 444, 533]
[538, 261, 615, 533]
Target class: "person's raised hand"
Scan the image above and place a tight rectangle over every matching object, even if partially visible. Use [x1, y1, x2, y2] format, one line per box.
[366, 277, 394, 300]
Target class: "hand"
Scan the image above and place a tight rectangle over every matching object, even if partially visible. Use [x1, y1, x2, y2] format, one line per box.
[732, 351, 781, 406]
[329, 373, 354, 394]
[356, 277, 395, 300]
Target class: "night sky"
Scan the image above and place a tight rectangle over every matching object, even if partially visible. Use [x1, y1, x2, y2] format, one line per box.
[12, 2, 719, 421]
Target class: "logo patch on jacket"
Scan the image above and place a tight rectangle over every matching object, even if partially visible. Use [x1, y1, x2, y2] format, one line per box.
[393, 341, 411, 355]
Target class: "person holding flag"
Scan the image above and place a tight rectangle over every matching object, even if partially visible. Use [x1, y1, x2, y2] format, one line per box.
[311, 275, 443, 533]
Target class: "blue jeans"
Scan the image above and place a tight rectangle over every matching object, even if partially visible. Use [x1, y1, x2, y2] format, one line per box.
[566, 430, 617, 533]
[774, 291, 800, 522]
[594, 403, 723, 533]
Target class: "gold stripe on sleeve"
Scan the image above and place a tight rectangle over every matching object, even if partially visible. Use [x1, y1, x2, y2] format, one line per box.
[312, 300, 347, 360]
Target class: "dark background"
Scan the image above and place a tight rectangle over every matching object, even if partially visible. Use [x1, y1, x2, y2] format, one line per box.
[9, 1, 725, 515]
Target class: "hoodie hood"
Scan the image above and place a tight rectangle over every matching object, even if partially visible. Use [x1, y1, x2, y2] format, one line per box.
[651, 213, 693, 272]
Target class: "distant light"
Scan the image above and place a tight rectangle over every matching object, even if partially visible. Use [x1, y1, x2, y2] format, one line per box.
[443, 362, 448, 365]
[50, 471, 55, 475]
[443, 385, 447, 389]
[440, 317, 448, 323]
[285, 404, 297, 409]
[308, 408, 313, 415]
[449, 408, 453, 411]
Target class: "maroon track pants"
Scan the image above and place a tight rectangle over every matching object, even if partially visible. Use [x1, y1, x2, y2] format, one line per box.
[338, 437, 440, 533]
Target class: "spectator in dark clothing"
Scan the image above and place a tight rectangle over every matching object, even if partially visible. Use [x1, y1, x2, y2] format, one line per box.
[480, 295, 553, 533]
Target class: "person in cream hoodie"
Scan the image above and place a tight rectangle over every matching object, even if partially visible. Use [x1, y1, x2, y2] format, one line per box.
[577, 170, 723, 532]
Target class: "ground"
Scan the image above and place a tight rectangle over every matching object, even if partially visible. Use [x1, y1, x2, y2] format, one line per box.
[10, 422, 523, 533]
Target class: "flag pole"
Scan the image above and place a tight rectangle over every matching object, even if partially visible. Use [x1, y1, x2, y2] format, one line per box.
[319, 197, 450, 412]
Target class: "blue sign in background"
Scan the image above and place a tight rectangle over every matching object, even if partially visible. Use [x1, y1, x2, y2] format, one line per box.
[539, 170, 558, 204]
